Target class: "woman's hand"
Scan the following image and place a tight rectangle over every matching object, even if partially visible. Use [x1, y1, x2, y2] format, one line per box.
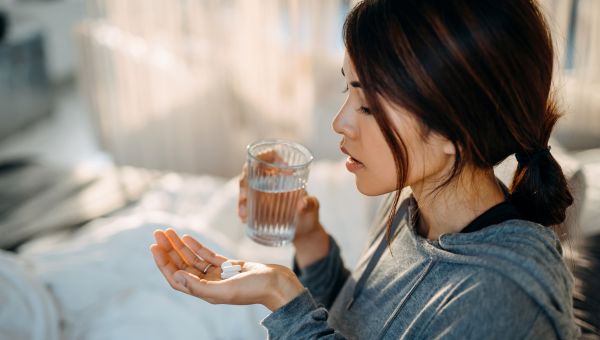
[238, 150, 324, 242]
[150, 228, 305, 311]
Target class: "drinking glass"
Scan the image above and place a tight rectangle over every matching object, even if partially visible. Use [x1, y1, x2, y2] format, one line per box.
[245, 139, 313, 246]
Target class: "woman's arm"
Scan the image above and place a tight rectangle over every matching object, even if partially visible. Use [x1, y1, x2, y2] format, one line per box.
[293, 230, 350, 309]
[261, 288, 349, 339]
[293, 223, 330, 269]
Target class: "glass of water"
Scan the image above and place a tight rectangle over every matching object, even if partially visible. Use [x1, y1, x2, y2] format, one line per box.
[245, 139, 314, 247]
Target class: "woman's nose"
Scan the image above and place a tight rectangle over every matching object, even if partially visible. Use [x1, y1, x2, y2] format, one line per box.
[332, 103, 358, 139]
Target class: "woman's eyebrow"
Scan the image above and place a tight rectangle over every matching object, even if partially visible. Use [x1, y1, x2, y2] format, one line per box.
[341, 67, 362, 88]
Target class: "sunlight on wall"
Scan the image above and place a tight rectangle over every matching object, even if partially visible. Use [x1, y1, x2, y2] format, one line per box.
[77, 0, 351, 177]
[76, 0, 600, 176]
[540, 0, 600, 149]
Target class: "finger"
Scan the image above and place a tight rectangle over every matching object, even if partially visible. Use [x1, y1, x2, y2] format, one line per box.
[164, 228, 209, 271]
[239, 165, 249, 222]
[303, 196, 319, 212]
[154, 229, 174, 251]
[181, 235, 229, 266]
[239, 186, 247, 202]
[256, 149, 284, 163]
[238, 189, 247, 218]
[150, 243, 171, 267]
[239, 163, 248, 195]
[297, 191, 317, 212]
[154, 230, 186, 269]
[296, 189, 308, 209]
[238, 200, 247, 221]
[150, 244, 190, 293]
[256, 150, 290, 175]
[240, 163, 248, 188]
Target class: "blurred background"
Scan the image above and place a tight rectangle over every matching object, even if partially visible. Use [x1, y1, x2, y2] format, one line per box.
[0, 0, 356, 177]
[0, 0, 599, 175]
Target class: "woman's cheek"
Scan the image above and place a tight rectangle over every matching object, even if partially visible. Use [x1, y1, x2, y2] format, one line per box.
[355, 159, 398, 196]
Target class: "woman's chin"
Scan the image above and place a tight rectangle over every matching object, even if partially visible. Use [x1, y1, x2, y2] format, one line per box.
[354, 176, 394, 196]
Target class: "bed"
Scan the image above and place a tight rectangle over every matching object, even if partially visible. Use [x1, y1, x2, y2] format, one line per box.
[1, 142, 599, 339]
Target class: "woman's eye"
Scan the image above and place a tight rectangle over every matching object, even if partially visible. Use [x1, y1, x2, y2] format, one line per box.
[358, 106, 371, 114]
[342, 85, 349, 94]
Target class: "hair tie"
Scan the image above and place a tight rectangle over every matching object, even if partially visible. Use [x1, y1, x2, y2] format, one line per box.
[515, 146, 551, 165]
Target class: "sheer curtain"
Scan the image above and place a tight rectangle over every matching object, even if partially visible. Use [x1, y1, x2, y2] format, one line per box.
[77, 0, 351, 176]
[77, 0, 599, 177]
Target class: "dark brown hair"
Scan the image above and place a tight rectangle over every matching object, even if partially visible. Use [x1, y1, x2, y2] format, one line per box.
[343, 0, 574, 236]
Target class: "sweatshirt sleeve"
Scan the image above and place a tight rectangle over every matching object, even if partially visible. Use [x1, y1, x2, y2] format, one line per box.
[292, 234, 350, 308]
[261, 289, 348, 339]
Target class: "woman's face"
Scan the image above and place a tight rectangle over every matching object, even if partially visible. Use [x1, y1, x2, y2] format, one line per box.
[333, 54, 455, 196]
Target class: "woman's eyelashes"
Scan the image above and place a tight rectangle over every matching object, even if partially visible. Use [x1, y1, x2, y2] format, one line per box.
[341, 85, 371, 115]
[358, 106, 371, 114]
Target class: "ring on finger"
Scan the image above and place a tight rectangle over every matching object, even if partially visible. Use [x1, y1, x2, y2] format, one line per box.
[202, 263, 213, 274]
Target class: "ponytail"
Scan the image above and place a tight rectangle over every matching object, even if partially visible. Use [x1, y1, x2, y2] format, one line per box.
[510, 101, 574, 227]
[510, 143, 574, 226]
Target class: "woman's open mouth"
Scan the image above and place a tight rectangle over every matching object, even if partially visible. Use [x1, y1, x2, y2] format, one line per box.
[346, 156, 365, 172]
[341, 145, 366, 172]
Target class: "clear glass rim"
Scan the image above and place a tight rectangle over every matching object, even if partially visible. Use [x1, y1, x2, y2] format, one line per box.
[247, 138, 314, 170]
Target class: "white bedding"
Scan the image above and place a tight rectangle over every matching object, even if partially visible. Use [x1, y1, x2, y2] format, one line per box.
[9, 160, 375, 340]
[0, 250, 60, 340]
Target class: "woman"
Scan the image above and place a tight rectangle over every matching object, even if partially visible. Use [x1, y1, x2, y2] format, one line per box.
[150, 0, 581, 338]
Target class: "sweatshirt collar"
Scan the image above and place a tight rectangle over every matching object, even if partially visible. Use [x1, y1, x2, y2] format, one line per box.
[406, 195, 522, 243]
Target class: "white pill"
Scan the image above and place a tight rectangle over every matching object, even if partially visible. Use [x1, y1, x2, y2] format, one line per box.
[221, 261, 233, 268]
[221, 272, 239, 280]
[221, 265, 241, 273]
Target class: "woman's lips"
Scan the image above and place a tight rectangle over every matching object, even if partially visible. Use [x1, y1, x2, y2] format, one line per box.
[340, 146, 365, 172]
[345, 156, 365, 172]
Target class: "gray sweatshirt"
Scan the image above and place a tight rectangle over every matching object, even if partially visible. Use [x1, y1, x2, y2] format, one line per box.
[261, 193, 581, 339]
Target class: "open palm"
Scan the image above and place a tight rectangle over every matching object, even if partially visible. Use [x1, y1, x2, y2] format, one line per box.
[150, 228, 301, 309]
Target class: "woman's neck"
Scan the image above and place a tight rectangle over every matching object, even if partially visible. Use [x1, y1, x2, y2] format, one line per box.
[410, 168, 506, 240]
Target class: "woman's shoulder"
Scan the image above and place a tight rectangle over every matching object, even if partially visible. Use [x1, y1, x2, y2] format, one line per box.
[425, 219, 579, 339]
[412, 253, 578, 339]
[411, 268, 558, 339]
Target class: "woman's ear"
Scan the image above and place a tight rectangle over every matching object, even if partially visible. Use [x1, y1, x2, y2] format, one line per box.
[442, 140, 456, 156]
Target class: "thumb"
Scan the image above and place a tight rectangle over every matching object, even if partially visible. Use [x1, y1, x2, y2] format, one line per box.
[298, 196, 319, 219]
[173, 270, 219, 301]
[174, 271, 189, 287]
[300, 195, 320, 213]
[174, 270, 203, 296]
